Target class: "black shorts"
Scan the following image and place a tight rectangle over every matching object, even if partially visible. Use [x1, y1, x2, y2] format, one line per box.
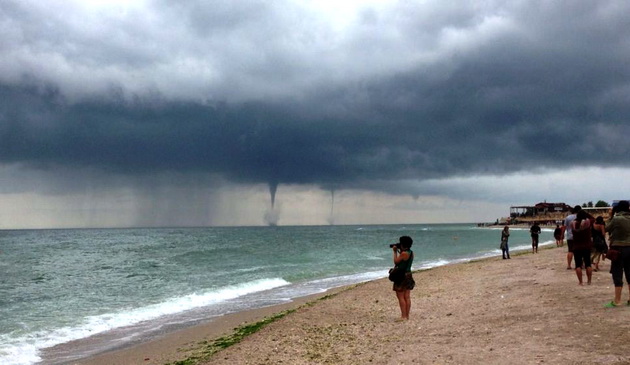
[573, 249, 592, 269]
[610, 246, 630, 287]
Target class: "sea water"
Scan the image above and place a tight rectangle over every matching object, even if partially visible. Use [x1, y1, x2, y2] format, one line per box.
[0, 224, 552, 364]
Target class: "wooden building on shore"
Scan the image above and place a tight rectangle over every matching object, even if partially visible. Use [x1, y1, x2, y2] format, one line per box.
[505, 201, 613, 226]
[509, 202, 571, 224]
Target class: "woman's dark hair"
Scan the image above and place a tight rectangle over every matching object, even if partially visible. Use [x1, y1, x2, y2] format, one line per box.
[595, 216, 604, 224]
[617, 200, 630, 213]
[574, 210, 588, 228]
[576, 210, 588, 220]
[399, 236, 413, 249]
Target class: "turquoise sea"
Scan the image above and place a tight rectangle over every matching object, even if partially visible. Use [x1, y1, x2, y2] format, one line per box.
[0, 224, 552, 364]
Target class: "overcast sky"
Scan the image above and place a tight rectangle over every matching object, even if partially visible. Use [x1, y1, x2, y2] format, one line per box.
[1, 0, 629, 228]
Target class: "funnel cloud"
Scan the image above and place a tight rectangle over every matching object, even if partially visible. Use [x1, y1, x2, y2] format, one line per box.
[2, 1, 630, 227]
[328, 190, 335, 226]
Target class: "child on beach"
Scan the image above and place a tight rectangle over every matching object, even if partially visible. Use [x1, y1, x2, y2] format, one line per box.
[554, 224, 563, 247]
[591, 216, 607, 272]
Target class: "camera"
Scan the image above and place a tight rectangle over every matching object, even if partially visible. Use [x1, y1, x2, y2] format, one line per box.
[389, 243, 400, 249]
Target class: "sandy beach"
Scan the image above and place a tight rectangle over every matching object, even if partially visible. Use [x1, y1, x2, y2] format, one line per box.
[70, 246, 630, 365]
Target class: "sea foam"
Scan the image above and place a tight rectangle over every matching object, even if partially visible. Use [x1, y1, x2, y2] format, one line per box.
[0, 278, 289, 365]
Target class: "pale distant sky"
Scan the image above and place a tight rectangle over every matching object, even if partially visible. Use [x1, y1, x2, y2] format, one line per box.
[1, 1, 629, 228]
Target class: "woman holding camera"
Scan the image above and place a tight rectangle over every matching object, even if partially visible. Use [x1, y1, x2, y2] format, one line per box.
[392, 236, 415, 320]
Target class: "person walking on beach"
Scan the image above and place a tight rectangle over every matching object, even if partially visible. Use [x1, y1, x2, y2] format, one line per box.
[591, 216, 607, 272]
[564, 206, 581, 269]
[530, 222, 541, 253]
[392, 236, 415, 320]
[554, 224, 563, 247]
[500, 226, 511, 259]
[604, 200, 630, 307]
[571, 210, 595, 285]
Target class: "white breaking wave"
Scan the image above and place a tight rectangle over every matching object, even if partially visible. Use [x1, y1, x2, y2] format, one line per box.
[308, 271, 386, 286]
[416, 259, 452, 270]
[0, 278, 289, 365]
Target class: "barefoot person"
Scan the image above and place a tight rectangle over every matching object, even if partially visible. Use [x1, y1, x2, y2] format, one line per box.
[392, 236, 415, 320]
[571, 210, 595, 285]
[564, 206, 581, 269]
[604, 200, 630, 307]
[591, 216, 607, 272]
[554, 224, 563, 247]
[530, 222, 541, 253]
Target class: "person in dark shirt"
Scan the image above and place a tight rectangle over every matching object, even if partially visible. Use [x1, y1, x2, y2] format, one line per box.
[591, 216, 607, 272]
[530, 223, 542, 253]
[571, 210, 595, 285]
[605, 201, 630, 307]
[392, 236, 415, 321]
[500, 226, 511, 259]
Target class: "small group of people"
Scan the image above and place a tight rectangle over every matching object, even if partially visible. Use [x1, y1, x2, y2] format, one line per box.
[564, 206, 596, 285]
[392, 200, 630, 320]
[498, 222, 541, 259]
[558, 201, 630, 306]
[499, 201, 630, 307]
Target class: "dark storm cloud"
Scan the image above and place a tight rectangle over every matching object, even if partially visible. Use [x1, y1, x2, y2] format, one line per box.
[0, 83, 394, 186]
[2, 1, 630, 197]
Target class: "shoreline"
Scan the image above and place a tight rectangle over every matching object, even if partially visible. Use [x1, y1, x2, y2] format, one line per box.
[55, 245, 630, 364]
[42, 288, 350, 365]
[36, 233, 538, 365]
[482, 223, 559, 229]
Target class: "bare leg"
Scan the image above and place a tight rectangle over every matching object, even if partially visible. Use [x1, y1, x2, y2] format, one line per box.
[396, 291, 408, 320]
[586, 267, 592, 284]
[614, 286, 622, 305]
[567, 252, 573, 269]
[575, 267, 583, 285]
[592, 253, 601, 271]
[404, 290, 411, 319]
